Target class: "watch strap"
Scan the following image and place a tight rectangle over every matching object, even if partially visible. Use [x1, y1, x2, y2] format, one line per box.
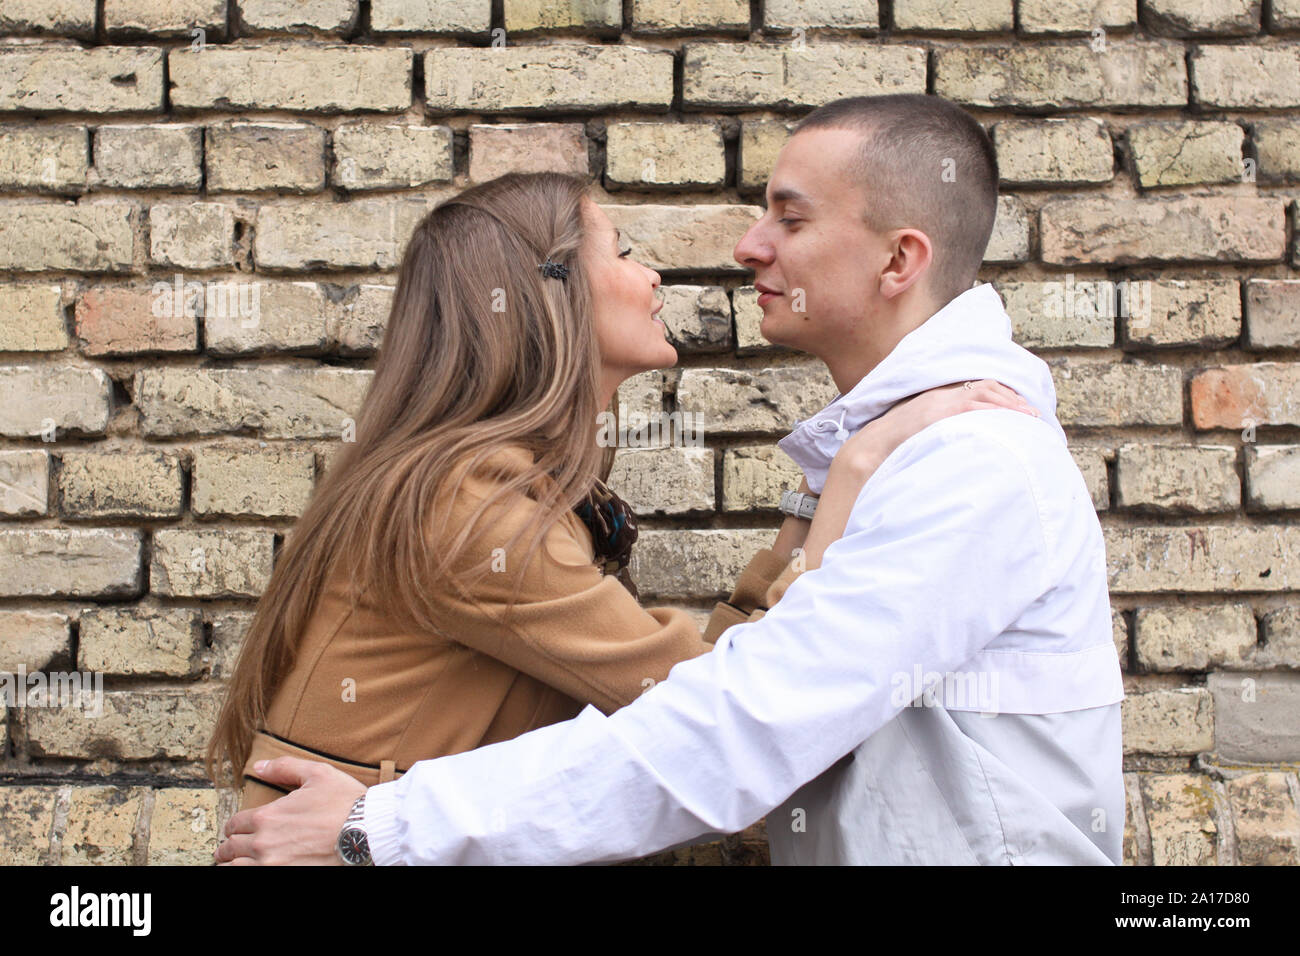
[779, 489, 818, 520]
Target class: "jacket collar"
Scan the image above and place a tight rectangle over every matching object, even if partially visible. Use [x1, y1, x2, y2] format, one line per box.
[776, 283, 1066, 493]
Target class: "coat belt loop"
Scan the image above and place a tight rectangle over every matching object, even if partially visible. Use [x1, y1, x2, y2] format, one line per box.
[379, 759, 397, 783]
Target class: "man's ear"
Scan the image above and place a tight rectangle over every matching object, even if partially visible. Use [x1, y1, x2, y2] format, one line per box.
[878, 228, 933, 301]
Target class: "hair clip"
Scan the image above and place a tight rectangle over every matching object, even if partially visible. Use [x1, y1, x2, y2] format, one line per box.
[539, 260, 569, 280]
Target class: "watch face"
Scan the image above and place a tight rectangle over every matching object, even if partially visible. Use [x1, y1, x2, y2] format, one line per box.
[338, 827, 370, 865]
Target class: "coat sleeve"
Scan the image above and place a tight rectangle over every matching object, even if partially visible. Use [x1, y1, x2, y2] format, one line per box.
[427, 464, 798, 715]
[702, 547, 802, 643]
[365, 422, 1054, 865]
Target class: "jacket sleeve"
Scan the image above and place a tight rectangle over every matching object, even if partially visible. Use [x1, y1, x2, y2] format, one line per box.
[702, 547, 803, 643]
[428, 464, 798, 715]
[365, 421, 1054, 865]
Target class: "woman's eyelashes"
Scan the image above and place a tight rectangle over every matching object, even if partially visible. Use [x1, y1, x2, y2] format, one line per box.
[618, 248, 632, 258]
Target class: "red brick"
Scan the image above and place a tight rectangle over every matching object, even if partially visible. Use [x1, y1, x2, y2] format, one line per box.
[74, 285, 199, 357]
[1190, 364, 1300, 429]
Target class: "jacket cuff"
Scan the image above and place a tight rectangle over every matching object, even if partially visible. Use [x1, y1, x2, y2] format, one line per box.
[727, 547, 793, 612]
[362, 779, 405, 866]
[702, 547, 797, 643]
[764, 561, 804, 608]
[703, 601, 747, 643]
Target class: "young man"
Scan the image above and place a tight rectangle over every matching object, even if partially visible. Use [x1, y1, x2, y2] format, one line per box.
[218, 94, 1124, 866]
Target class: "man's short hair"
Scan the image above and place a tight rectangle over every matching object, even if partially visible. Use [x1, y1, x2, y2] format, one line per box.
[791, 94, 999, 305]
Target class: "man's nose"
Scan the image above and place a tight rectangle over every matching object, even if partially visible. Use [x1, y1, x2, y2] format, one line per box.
[733, 220, 773, 269]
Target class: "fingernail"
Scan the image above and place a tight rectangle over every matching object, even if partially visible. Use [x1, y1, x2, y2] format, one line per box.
[254, 760, 268, 772]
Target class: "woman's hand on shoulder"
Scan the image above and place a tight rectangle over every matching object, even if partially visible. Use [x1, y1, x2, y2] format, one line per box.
[791, 381, 1038, 573]
[834, 379, 1039, 478]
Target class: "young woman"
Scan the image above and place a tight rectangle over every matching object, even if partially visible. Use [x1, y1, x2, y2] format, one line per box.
[205, 171, 1035, 810]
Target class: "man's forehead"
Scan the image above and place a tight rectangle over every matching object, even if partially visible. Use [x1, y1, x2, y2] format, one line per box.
[764, 168, 860, 210]
[766, 129, 864, 207]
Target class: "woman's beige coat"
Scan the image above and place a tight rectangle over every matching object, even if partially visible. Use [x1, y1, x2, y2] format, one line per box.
[239, 443, 800, 808]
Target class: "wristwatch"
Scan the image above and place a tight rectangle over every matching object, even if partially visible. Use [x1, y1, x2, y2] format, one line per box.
[778, 489, 819, 520]
[336, 793, 374, 866]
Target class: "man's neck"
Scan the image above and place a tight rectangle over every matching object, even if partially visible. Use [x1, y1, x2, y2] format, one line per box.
[819, 289, 947, 394]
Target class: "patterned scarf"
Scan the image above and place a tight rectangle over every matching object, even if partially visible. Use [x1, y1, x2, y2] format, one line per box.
[573, 478, 639, 600]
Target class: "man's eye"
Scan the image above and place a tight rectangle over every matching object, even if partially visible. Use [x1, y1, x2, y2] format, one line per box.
[777, 218, 799, 226]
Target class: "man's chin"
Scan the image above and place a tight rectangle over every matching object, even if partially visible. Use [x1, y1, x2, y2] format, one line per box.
[759, 315, 808, 353]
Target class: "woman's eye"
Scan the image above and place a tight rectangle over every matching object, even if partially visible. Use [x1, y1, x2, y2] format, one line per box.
[778, 218, 799, 226]
[618, 248, 632, 258]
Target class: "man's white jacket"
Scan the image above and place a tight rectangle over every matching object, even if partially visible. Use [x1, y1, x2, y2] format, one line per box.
[363, 282, 1127, 865]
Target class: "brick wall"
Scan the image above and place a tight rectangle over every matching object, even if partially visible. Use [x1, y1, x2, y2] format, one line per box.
[1, 0, 1298, 866]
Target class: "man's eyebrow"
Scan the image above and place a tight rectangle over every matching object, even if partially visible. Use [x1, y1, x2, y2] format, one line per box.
[768, 186, 812, 205]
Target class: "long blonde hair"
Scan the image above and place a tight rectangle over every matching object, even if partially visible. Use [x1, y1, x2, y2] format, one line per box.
[206, 172, 616, 788]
